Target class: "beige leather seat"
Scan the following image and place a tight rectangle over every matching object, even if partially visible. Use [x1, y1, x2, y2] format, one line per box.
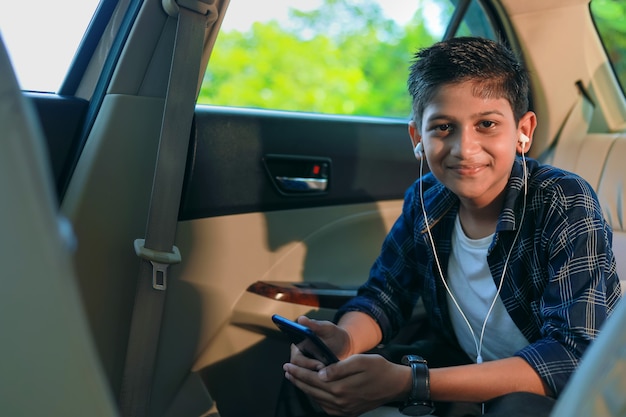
[0, 34, 118, 416]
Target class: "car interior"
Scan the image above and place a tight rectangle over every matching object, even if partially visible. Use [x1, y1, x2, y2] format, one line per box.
[1, 0, 625, 416]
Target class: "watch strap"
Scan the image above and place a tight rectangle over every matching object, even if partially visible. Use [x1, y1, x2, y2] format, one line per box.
[401, 355, 431, 402]
[399, 355, 434, 416]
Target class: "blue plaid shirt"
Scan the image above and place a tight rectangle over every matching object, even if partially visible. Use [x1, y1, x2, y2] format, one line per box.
[337, 157, 621, 396]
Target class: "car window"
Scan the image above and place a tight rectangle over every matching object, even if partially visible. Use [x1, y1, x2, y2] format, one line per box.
[199, 0, 500, 118]
[450, 0, 497, 40]
[590, 0, 626, 97]
[1, 0, 101, 93]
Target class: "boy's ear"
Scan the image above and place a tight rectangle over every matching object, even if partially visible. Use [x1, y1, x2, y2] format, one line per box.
[517, 111, 537, 154]
[408, 120, 421, 150]
[408, 121, 425, 160]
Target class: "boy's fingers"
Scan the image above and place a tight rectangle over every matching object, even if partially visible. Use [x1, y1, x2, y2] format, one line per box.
[283, 363, 322, 386]
[290, 343, 324, 370]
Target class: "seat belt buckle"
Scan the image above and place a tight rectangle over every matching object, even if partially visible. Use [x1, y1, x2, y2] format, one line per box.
[134, 239, 182, 290]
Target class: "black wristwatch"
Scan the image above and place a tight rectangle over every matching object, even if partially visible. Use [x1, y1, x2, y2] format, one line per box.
[399, 355, 435, 416]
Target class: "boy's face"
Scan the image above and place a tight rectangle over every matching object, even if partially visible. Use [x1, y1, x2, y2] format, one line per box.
[410, 81, 536, 210]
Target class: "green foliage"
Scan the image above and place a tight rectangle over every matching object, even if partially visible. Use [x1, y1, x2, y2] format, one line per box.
[591, 0, 626, 92]
[199, 0, 437, 118]
[199, 0, 626, 117]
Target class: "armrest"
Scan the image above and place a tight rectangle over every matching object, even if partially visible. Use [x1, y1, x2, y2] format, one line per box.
[246, 281, 358, 310]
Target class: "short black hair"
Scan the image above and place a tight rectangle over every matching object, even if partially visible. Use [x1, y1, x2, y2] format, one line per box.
[408, 37, 530, 129]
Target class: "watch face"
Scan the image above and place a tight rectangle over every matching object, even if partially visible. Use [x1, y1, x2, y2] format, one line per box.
[400, 403, 435, 416]
[402, 354, 426, 365]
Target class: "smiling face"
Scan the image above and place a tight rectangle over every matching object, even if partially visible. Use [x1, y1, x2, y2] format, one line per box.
[410, 81, 536, 211]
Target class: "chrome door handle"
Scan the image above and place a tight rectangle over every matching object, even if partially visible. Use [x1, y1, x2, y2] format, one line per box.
[263, 154, 331, 196]
[274, 176, 328, 192]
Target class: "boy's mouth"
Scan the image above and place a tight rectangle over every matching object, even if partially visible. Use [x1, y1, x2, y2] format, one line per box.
[449, 163, 486, 176]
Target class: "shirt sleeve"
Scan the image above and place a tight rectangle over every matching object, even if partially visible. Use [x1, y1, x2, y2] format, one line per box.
[514, 176, 621, 396]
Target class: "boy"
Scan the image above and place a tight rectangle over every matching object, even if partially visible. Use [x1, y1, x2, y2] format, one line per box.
[282, 37, 620, 417]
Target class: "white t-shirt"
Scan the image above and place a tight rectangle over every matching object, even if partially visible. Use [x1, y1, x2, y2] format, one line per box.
[446, 214, 528, 363]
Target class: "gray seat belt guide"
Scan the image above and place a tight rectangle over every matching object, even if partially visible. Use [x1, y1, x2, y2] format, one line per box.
[119, 2, 214, 416]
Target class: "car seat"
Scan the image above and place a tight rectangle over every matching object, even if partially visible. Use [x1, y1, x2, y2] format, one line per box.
[0, 33, 118, 416]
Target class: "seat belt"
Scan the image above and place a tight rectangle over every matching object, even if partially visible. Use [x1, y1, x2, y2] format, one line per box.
[119, 1, 216, 416]
[538, 80, 595, 165]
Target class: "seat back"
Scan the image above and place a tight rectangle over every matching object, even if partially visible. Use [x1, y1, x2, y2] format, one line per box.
[0, 34, 117, 416]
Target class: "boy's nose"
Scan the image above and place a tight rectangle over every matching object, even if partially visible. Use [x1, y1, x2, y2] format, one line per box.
[451, 128, 479, 157]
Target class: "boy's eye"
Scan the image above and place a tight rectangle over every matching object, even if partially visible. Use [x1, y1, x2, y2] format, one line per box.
[479, 120, 495, 128]
[436, 124, 451, 131]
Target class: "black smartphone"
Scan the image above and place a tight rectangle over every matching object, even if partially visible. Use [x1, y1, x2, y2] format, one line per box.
[271, 314, 339, 365]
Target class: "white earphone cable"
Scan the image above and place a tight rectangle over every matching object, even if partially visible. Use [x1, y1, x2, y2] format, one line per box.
[418, 142, 528, 365]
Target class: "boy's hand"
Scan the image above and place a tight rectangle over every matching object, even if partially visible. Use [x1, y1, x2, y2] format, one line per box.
[284, 353, 410, 416]
[289, 316, 350, 371]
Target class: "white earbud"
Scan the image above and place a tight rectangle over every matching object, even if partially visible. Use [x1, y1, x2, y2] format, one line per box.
[414, 142, 424, 156]
[519, 134, 530, 152]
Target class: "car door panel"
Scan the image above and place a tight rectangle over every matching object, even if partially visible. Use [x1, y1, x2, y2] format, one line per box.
[180, 107, 418, 219]
[165, 107, 419, 416]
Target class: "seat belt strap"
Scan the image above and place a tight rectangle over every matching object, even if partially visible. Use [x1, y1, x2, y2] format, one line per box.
[119, 2, 215, 416]
[538, 80, 595, 164]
